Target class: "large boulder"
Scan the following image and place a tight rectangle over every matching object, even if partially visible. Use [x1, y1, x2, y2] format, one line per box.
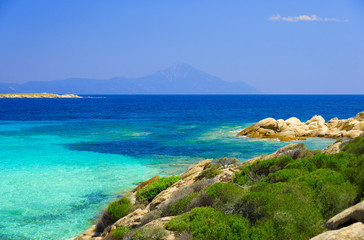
[310, 222, 364, 240]
[285, 117, 302, 126]
[306, 115, 325, 128]
[326, 201, 364, 230]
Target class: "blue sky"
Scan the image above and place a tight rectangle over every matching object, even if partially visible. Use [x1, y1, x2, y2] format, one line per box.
[0, 0, 363, 94]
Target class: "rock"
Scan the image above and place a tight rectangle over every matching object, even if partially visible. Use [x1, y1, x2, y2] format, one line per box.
[148, 159, 212, 210]
[144, 216, 175, 228]
[213, 168, 237, 183]
[111, 208, 149, 230]
[310, 222, 364, 240]
[306, 115, 325, 128]
[286, 117, 302, 126]
[236, 112, 364, 141]
[179, 159, 213, 180]
[354, 112, 364, 121]
[69, 225, 101, 240]
[326, 201, 364, 230]
[133, 175, 160, 192]
[143, 217, 178, 240]
[242, 143, 312, 166]
[322, 139, 348, 154]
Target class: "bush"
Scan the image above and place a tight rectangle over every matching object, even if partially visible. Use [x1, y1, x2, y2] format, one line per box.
[131, 227, 167, 240]
[140, 209, 162, 225]
[264, 169, 308, 183]
[136, 176, 180, 202]
[197, 164, 221, 179]
[343, 137, 364, 156]
[166, 207, 251, 240]
[112, 226, 130, 240]
[160, 179, 214, 216]
[107, 197, 132, 222]
[233, 156, 294, 185]
[167, 192, 198, 216]
[233, 191, 276, 223]
[317, 182, 357, 218]
[205, 182, 245, 212]
[215, 156, 239, 168]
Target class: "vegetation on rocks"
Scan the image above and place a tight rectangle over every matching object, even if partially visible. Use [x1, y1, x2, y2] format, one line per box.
[73, 137, 364, 240]
[107, 197, 132, 222]
[136, 175, 180, 202]
[166, 137, 364, 239]
[197, 163, 221, 179]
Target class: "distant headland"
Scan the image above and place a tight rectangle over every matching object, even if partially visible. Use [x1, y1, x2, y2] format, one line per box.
[0, 93, 82, 98]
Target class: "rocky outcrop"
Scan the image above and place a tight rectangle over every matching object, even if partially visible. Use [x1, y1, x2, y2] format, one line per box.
[148, 159, 213, 210]
[237, 112, 364, 141]
[0, 93, 82, 98]
[242, 143, 313, 166]
[322, 139, 349, 154]
[326, 201, 364, 230]
[310, 222, 364, 240]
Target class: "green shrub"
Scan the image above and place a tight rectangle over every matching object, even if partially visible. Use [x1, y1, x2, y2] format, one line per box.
[205, 182, 244, 211]
[298, 169, 347, 190]
[131, 227, 167, 240]
[197, 164, 221, 179]
[344, 154, 364, 199]
[107, 197, 132, 222]
[112, 226, 130, 240]
[167, 192, 198, 216]
[285, 158, 317, 172]
[343, 137, 364, 156]
[136, 175, 180, 202]
[233, 156, 294, 185]
[233, 191, 277, 223]
[317, 182, 357, 218]
[166, 207, 251, 240]
[265, 169, 308, 183]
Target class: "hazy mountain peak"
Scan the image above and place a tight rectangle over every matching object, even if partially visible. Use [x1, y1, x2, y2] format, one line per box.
[157, 63, 202, 80]
[0, 63, 260, 94]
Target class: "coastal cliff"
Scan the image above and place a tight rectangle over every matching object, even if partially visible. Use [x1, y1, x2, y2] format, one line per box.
[70, 136, 364, 240]
[0, 93, 82, 98]
[237, 112, 364, 141]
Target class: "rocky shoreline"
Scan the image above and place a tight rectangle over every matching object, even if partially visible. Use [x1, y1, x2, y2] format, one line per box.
[0, 93, 82, 98]
[70, 136, 364, 240]
[237, 112, 364, 141]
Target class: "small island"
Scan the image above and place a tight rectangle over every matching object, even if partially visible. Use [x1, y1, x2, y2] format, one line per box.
[0, 93, 82, 98]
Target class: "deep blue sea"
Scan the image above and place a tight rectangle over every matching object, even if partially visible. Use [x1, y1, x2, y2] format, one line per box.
[0, 95, 363, 240]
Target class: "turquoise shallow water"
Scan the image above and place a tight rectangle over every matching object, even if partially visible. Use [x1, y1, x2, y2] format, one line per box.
[0, 95, 363, 239]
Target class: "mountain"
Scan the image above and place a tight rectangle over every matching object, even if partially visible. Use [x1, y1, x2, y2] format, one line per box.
[0, 63, 260, 94]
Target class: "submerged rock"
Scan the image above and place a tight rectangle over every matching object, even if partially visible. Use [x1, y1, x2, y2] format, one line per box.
[237, 112, 364, 141]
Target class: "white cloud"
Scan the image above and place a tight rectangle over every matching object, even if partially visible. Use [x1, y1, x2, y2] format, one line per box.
[269, 14, 348, 22]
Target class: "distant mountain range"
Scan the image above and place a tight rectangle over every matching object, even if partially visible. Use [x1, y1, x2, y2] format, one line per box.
[0, 63, 260, 94]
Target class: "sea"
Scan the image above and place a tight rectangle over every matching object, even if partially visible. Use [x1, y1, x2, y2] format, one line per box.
[0, 95, 363, 240]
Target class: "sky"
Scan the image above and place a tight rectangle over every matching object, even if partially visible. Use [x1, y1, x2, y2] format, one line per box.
[0, 0, 363, 94]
